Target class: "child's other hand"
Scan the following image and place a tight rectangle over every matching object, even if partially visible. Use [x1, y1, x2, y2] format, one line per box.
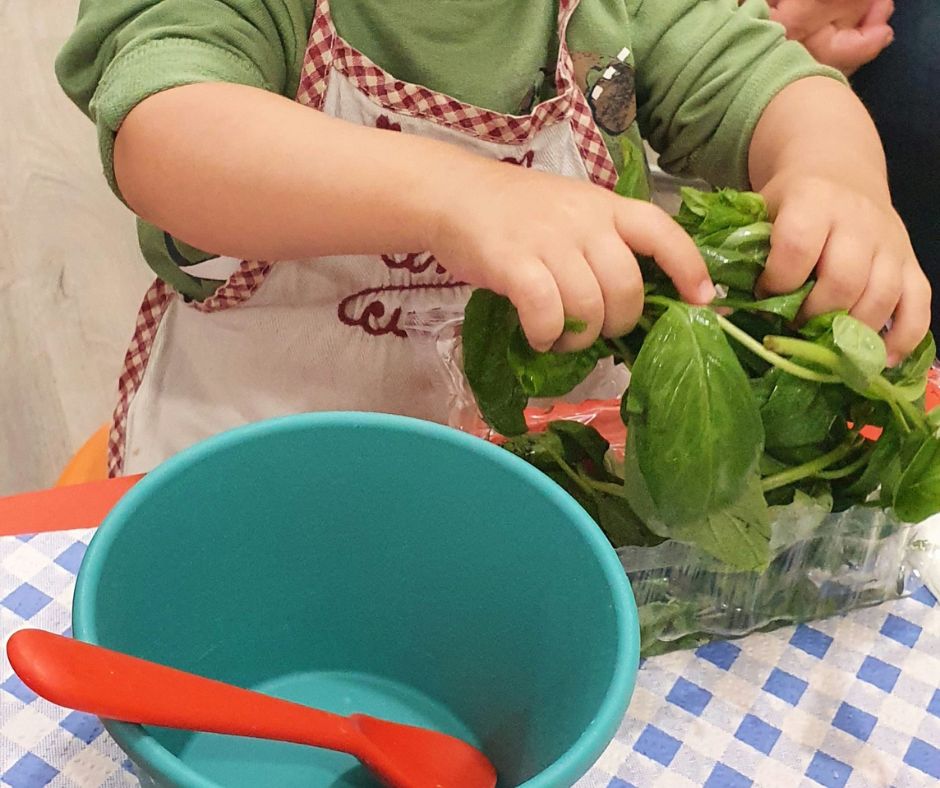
[427, 161, 714, 353]
[757, 173, 931, 366]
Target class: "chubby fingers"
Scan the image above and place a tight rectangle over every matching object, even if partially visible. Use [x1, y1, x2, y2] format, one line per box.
[613, 200, 715, 306]
[758, 191, 829, 298]
[884, 261, 932, 366]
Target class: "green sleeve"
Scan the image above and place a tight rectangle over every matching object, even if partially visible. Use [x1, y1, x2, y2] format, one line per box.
[55, 0, 313, 199]
[628, 0, 846, 189]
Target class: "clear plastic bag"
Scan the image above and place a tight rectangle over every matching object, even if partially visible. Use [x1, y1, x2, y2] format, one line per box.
[624, 505, 922, 655]
[404, 307, 938, 656]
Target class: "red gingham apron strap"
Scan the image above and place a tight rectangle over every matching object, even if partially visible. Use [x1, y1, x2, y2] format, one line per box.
[191, 260, 272, 313]
[296, 0, 337, 108]
[556, 0, 619, 189]
[107, 280, 175, 476]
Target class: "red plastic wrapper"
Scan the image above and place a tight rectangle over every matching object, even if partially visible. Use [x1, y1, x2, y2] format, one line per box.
[477, 367, 940, 453]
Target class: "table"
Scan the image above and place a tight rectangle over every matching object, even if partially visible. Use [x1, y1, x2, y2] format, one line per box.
[2, 529, 938, 788]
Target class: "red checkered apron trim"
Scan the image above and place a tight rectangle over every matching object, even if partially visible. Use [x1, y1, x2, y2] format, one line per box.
[109, 0, 620, 474]
[190, 260, 272, 313]
[107, 280, 174, 476]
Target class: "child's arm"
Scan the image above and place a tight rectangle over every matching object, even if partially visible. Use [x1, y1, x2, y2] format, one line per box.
[749, 76, 930, 364]
[114, 82, 712, 353]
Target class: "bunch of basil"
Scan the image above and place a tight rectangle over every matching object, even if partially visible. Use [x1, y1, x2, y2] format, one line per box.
[462, 188, 937, 653]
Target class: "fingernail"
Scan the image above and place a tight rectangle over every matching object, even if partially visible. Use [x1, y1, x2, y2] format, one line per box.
[697, 282, 717, 304]
[886, 352, 900, 367]
[885, 29, 895, 45]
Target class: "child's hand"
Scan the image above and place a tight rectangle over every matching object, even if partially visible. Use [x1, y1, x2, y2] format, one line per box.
[428, 162, 714, 353]
[757, 173, 931, 365]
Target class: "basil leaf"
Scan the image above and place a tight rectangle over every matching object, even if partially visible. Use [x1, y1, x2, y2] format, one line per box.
[563, 317, 588, 334]
[462, 290, 528, 436]
[885, 331, 936, 402]
[727, 312, 785, 376]
[507, 329, 609, 398]
[838, 425, 901, 502]
[715, 221, 772, 253]
[502, 431, 605, 520]
[463, 290, 611, 433]
[668, 475, 772, 571]
[595, 492, 664, 548]
[624, 302, 764, 524]
[697, 246, 767, 292]
[548, 421, 610, 471]
[832, 313, 888, 392]
[502, 430, 566, 474]
[676, 187, 768, 237]
[613, 136, 651, 201]
[716, 281, 814, 322]
[799, 310, 843, 341]
[757, 369, 843, 451]
[893, 432, 940, 523]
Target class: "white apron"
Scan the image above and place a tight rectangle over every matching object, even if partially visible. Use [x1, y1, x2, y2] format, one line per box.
[110, 0, 618, 476]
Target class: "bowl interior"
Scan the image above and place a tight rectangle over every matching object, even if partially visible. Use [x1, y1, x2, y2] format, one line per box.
[74, 414, 638, 787]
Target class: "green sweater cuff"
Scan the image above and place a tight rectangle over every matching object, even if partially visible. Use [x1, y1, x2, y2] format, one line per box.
[690, 41, 846, 190]
[90, 38, 270, 201]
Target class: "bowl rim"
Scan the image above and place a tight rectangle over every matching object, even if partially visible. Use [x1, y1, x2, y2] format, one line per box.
[73, 412, 639, 787]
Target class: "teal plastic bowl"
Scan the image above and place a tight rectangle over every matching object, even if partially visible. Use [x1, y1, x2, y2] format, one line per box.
[73, 413, 638, 787]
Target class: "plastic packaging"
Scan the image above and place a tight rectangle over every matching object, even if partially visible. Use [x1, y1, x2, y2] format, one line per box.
[404, 308, 938, 656]
[624, 504, 920, 655]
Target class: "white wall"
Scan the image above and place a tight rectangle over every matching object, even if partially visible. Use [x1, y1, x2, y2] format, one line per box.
[0, 1, 152, 494]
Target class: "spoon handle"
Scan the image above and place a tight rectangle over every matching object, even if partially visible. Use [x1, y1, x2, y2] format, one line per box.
[7, 630, 359, 754]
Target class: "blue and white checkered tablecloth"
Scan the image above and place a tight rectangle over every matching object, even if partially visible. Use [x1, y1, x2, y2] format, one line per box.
[2, 529, 938, 788]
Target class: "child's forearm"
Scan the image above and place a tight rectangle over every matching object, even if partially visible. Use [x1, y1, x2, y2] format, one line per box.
[114, 82, 481, 260]
[748, 76, 889, 202]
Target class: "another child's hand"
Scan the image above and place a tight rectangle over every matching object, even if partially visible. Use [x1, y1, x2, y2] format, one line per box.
[428, 161, 714, 353]
[757, 173, 931, 365]
[769, 0, 895, 75]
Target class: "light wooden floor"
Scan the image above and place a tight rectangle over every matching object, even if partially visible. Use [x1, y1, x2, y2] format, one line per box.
[1, 1, 153, 495]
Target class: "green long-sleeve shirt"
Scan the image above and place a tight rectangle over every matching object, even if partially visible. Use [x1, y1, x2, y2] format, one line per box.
[56, 0, 839, 300]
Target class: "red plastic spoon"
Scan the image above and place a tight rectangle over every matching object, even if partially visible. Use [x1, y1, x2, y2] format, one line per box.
[7, 630, 497, 788]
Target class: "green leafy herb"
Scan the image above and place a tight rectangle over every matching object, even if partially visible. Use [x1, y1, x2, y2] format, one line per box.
[563, 317, 588, 334]
[832, 313, 888, 392]
[757, 369, 843, 452]
[624, 301, 763, 525]
[459, 186, 939, 655]
[716, 281, 814, 322]
[462, 291, 611, 433]
[668, 475, 772, 570]
[461, 290, 528, 436]
[886, 331, 936, 402]
[507, 329, 610, 398]
[675, 187, 768, 237]
[893, 433, 940, 522]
